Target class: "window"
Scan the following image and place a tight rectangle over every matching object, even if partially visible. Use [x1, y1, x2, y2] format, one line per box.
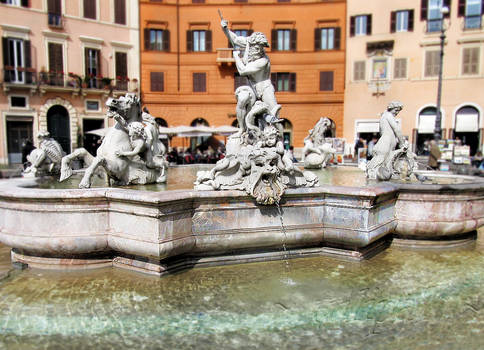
[86, 100, 100, 111]
[10, 96, 27, 108]
[187, 30, 212, 52]
[150, 72, 164, 92]
[84, 48, 100, 88]
[462, 47, 480, 75]
[319, 71, 334, 91]
[48, 43, 64, 86]
[145, 29, 170, 51]
[271, 72, 296, 92]
[115, 52, 128, 89]
[271, 29, 297, 51]
[422, 0, 451, 32]
[394, 58, 407, 79]
[353, 61, 366, 81]
[234, 73, 248, 91]
[425, 50, 440, 77]
[3, 0, 29, 6]
[83, 0, 96, 20]
[391, 10, 414, 32]
[193, 72, 206, 92]
[350, 15, 372, 36]
[47, 0, 62, 27]
[192, 0, 204, 3]
[114, 0, 126, 25]
[315, 28, 341, 50]
[372, 58, 388, 80]
[2, 37, 32, 84]
[459, 0, 483, 29]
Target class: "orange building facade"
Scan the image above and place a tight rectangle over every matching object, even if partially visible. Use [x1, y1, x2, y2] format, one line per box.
[140, 0, 346, 151]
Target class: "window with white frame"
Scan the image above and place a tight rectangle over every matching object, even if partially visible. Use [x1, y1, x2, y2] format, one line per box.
[394, 58, 407, 79]
[462, 47, 480, 75]
[353, 61, 366, 81]
[396, 11, 409, 31]
[465, 0, 482, 29]
[85, 100, 100, 112]
[428, 0, 444, 32]
[355, 15, 369, 35]
[276, 29, 291, 50]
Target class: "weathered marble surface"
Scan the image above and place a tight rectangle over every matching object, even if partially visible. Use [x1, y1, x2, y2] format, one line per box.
[23, 131, 64, 177]
[302, 118, 336, 169]
[0, 172, 482, 275]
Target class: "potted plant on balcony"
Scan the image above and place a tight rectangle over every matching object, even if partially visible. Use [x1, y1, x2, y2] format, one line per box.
[101, 77, 113, 89]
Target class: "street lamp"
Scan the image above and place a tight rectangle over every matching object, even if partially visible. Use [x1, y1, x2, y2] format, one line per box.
[434, 6, 450, 141]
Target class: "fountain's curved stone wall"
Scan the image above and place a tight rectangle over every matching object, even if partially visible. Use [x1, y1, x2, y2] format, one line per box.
[0, 174, 483, 275]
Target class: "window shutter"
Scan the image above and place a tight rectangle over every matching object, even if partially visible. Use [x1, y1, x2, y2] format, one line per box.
[408, 10, 414, 31]
[248, 29, 254, 36]
[2, 37, 10, 66]
[289, 73, 296, 91]
[271, 73, 276, 90]
[334, 27, 341, 49]
[114, 0, 126, 25]
[24, 40, 32, 83]
[350, 16, 355, 36]
[314, 28, 321, 50]
[205, 30, 212, 52]
[390, 11, 396, 33]
[163, 30, 170, 51]
[367, 15, 372, 35]
[150, 72, 164, 92]
[186, 30, 193, 52]
[48, 0, 61, 14]
[271, 30, 277, 50]
[144, 28, 151, 50]
[84, 48, 89, 75]
[320, 71, 333, 91]
[421, 0, 428, 20]
[21, 0, 29, 7]
[84, 0, 96, 19]
[458, 0, 465, 16]
[443, 0, 451, 17]
[96, 49, 101, 76]
[115, 52, 127, 78]
[48, 43, 63, 72]
[482, 0, 484, 15]
[463, 48, 470, 74]
[290, 29, 297, 51]
[193, 73, 206, 92]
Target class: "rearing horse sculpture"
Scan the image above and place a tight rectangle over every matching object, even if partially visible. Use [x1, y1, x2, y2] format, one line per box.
[60, 94, 167, 188]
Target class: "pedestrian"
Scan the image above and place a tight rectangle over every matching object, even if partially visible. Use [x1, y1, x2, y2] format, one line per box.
[428, 139, 441, 170]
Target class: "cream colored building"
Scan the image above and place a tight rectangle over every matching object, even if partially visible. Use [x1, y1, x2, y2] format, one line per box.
[0, 0, 139, 165]
[344, 0, 484, 156]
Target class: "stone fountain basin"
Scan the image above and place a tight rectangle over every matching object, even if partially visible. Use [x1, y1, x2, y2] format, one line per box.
[0, 172, 483, 276]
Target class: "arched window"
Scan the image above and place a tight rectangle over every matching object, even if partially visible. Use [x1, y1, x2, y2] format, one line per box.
[155, 117, 168, 127]
[455, 106, 480, 155]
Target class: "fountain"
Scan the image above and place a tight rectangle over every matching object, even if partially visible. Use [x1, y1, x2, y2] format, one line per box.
[0, 21, 483, 278]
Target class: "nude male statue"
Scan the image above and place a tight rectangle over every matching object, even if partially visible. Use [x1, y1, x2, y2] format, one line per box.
[221, 19, 281, 135]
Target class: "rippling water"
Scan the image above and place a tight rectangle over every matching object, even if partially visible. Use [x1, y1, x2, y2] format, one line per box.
[0, 229, 483, 349]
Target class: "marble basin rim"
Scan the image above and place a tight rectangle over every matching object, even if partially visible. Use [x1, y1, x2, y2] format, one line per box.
[0, 170, 483, 276]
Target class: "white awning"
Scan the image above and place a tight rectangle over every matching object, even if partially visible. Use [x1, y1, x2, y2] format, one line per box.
[455, 112, 479, 132]
[356, 121, 379, 133]
[418, 115, 436, 134]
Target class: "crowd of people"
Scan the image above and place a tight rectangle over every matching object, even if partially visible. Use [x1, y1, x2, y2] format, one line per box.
[166, 146, 226, 165]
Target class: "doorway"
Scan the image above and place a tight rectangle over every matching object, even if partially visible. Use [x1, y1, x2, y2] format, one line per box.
[82, 119, 104, 156]
[6, 120, 33, 164]
[47, 105, 71, 153]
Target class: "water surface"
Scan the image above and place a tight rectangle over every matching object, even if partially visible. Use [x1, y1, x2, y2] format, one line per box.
[0, 230, 483, 349]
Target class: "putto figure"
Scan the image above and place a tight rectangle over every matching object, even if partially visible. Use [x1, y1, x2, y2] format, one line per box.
[195, 16, 318, 204]
[23, 131, 64, 177]
[366, 101, 417, 181]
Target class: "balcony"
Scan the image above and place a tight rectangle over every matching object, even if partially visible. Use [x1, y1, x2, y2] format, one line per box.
[48, 13, 63, 29]
[216, 48, 235, 65]
[2, 66, 37, 93]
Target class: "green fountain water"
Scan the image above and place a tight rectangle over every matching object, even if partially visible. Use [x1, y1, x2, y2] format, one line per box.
[0, 228, 483, 349]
